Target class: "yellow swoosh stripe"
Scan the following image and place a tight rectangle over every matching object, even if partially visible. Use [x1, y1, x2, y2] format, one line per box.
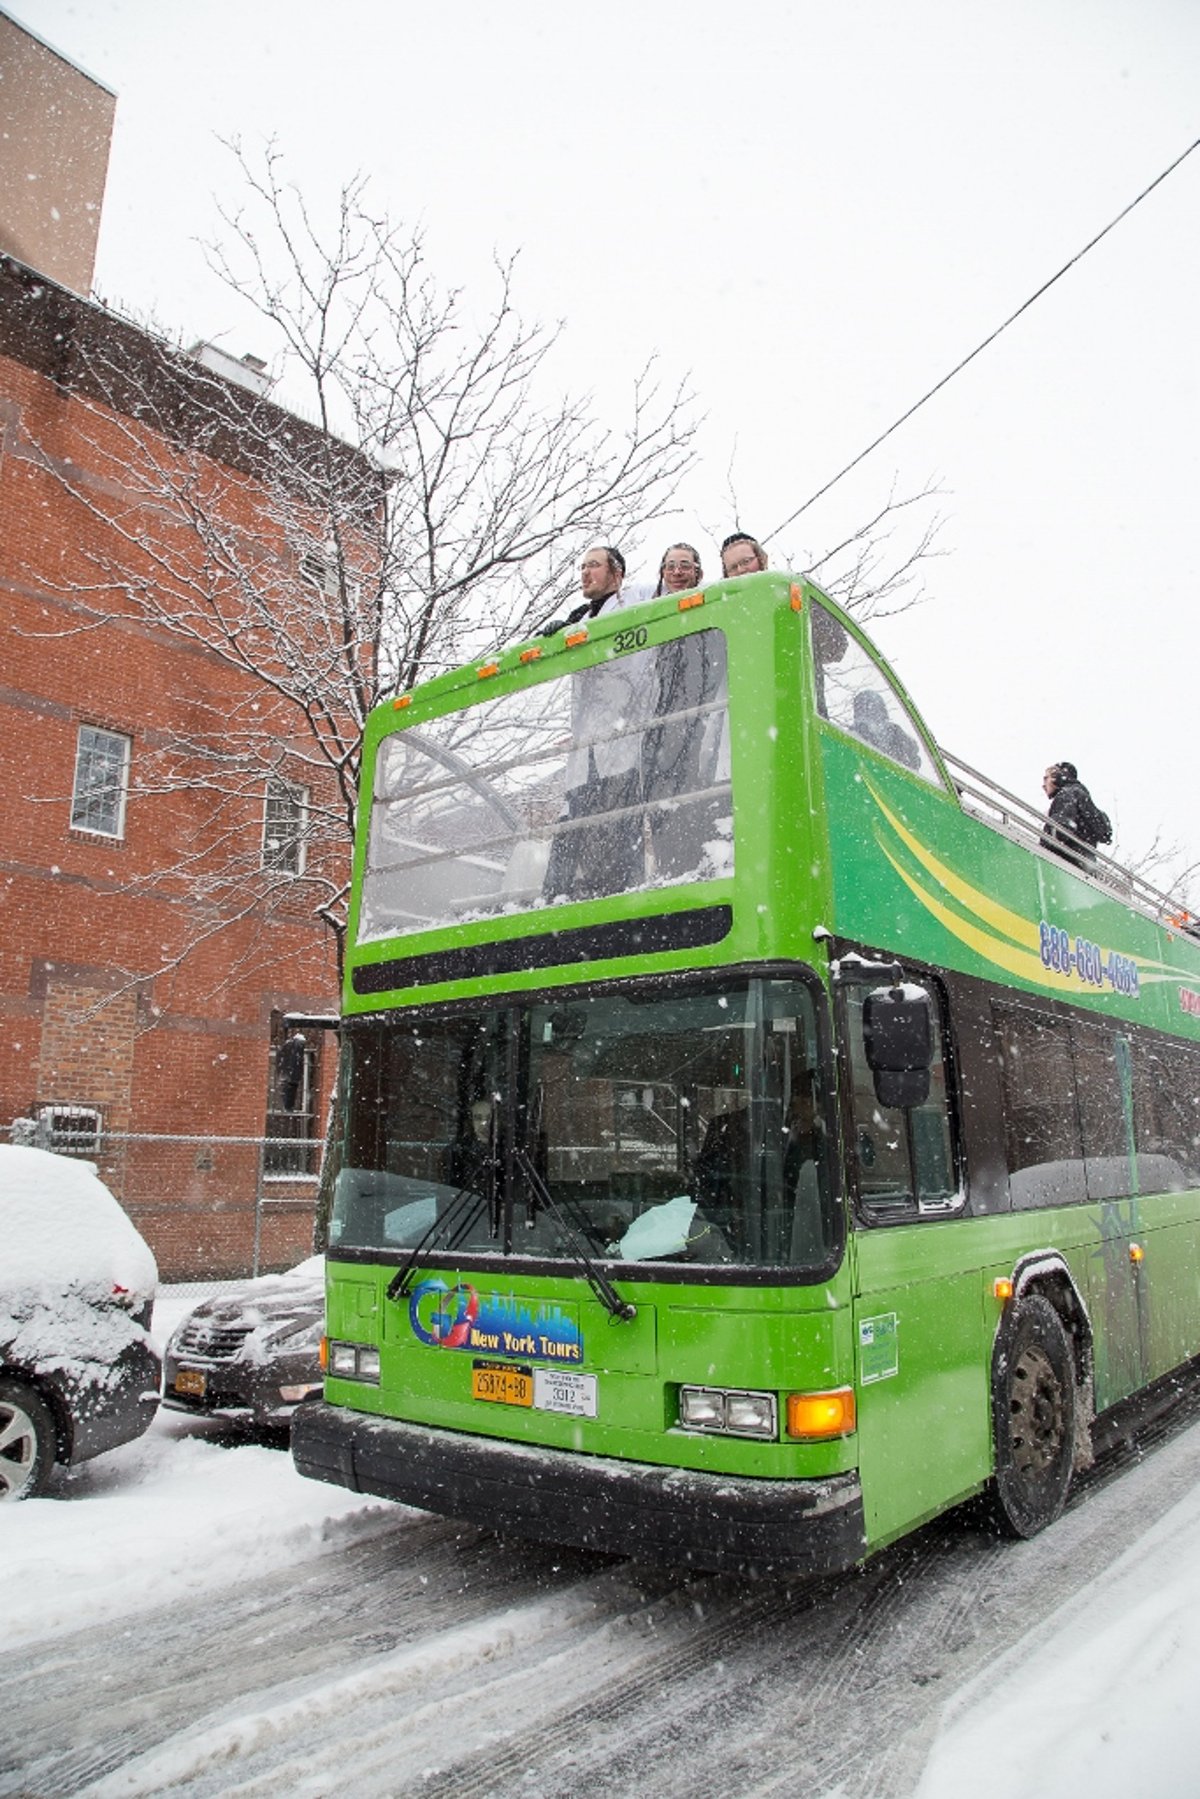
[866, 780, 1200, 992]
[876, 838, 1078, 992]
[866, 781, 1038, 951]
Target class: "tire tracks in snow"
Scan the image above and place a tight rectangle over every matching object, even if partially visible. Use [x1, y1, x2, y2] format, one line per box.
[9, 1391, 1200, 1799]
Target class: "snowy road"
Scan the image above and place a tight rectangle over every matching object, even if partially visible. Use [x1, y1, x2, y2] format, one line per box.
[7, 1376, 1200, 1799]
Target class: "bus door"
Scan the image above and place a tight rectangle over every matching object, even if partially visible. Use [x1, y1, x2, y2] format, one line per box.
[837, 970, 992, 1547]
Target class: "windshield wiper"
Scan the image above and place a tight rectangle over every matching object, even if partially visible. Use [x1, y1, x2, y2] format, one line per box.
[386, 1177, 492, 1302]
[511, 1145, 636, 1323]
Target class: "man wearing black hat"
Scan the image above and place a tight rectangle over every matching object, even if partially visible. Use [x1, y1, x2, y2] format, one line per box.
[1040, 761, 1111, 869]
[720, 533, 768, 578]
[541, 545, 628, 635]
[542, 543, 648, 900]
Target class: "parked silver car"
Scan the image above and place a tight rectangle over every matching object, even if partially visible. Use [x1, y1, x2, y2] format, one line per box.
[1, 1145, 160, 1500]
[162, 1255, 324, 1430]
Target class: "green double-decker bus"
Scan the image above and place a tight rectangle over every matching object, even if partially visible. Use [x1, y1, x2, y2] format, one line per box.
[293, 570, 1200, 1576]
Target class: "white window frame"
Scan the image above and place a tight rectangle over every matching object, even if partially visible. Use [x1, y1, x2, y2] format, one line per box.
[300, 544, 338, 598]
[262, 776, 310, 876]
[70, 725, 131, 838]
[300, 543, 361, 604]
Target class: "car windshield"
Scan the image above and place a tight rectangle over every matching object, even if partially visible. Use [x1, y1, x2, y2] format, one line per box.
[325, 975, 835, 1273]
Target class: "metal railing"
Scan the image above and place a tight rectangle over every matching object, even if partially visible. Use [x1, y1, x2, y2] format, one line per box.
[942, 751, 1198, 930]
[5, 1124, 324, 1282]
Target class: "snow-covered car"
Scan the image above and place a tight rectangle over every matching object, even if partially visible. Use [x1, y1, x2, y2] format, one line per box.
[162, 1255, 324, 1430]
[0, 1144, 160, 1500]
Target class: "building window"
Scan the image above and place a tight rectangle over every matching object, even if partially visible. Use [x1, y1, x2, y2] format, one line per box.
[300, 544, 338, 597]
[70, 725, 130, 838]
[300, 543, 360, 604]
[262, 778, 309, 876]
[265, 1019, 320, 1176]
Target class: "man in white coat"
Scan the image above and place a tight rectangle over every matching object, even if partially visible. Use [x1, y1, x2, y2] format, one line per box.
[542, 544, 653, 901]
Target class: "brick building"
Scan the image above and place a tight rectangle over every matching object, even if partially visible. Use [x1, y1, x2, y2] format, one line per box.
[0, 254, 381, 1275]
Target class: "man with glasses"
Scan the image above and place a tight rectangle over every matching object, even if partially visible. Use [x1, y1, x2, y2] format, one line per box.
[542, 543, 647, 900]
[654, 542, 703, 596]
[540, 544, 629, 635]
[720, 532, 768, 578]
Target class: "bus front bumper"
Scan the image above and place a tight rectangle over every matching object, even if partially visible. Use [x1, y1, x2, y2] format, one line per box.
[292, 1401, 866, 1579]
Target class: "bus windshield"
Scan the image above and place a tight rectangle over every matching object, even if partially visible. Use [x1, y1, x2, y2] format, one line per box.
[358, 628, 731, 940]
[328, 974, 836, 1273]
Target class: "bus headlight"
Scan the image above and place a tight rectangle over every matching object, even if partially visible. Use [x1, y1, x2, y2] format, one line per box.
[679, 1386, 778, 1439]
[327, 1340, 380, 1384]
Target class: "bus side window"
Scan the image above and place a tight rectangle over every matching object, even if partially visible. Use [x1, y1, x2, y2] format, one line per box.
[993, 1003, 1085, 1208]
[843, 978, 958, 1219]
[1131, 1038, 1200, 1194]
[810, 601, 943, 787]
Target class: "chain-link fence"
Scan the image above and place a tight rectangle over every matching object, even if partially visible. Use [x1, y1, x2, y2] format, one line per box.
[6, 1120, 323, 1282]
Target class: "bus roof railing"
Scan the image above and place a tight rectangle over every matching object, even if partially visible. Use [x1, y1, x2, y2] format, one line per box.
[942, 751, 1197, 933]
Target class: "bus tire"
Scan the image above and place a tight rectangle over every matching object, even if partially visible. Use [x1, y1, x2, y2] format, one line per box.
[0, 1376, 57, 1501]
[989, 1295, 1076, 1539]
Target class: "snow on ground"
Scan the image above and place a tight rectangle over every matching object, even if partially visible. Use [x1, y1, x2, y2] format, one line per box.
[9, 1281, 1200, 1793]
[5, 1282, 389, 1653]
[915, 1454, 1200, 1798]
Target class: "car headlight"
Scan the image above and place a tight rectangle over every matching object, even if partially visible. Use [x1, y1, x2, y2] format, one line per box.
[269, 1315, 325, 1350]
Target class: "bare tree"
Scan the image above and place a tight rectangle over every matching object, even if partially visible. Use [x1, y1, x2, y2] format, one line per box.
[789, 478, 945, 623]
[1122, 832, 1200, 928]
[711, 463, 944, 622]
[18, 144, 698, 978]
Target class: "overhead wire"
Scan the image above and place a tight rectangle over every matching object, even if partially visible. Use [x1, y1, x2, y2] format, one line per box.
[762, 134, 1200, 547]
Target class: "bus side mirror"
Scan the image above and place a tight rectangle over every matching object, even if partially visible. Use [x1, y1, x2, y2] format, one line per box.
[862, 985, 933, 1109]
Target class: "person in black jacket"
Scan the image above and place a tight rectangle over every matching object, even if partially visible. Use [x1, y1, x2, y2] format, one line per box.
[1040, 761, 1110, 869]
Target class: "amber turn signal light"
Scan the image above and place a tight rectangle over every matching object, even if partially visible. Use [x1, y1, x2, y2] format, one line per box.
[993, 1277, 1014, 1302]
[786, 1387, 856, 1439]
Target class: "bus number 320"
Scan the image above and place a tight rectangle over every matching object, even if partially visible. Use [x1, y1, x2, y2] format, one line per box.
[1039, 921, 1139, 995]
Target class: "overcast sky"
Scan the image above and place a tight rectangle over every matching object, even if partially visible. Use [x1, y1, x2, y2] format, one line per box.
[11, 0, 1200, 882]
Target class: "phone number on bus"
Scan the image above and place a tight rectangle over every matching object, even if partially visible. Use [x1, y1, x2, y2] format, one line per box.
[1039, 921, 1139, 995]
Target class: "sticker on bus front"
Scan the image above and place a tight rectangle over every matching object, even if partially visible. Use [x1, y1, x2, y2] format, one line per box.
[533, 1369, 597, 1418]
[858, 1313, 899, 1384]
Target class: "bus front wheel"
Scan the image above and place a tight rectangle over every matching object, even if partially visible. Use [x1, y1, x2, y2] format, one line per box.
[989, 1295, 1077, 1539]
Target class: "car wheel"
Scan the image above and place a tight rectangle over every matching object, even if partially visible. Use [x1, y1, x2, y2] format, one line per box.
[0, 1376, 57, 1500]
[989, 1295, 1077, 1539]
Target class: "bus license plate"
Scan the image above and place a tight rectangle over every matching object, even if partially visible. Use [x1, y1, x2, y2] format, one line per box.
[471, 1361, 533, 1407]
[533, 1370, 597, 1418]
[174, 1367, 207, 1397]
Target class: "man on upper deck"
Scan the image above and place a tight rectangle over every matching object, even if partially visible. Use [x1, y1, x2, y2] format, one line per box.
[541, 544, 647, 900]
[720, 533, 769, 578]
[1039, 761, 1111, 869]
[540, 545, 630, 635]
